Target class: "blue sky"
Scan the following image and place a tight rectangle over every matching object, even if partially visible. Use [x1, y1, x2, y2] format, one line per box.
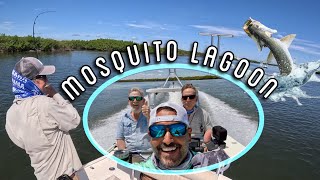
[1, 0, 320, 63]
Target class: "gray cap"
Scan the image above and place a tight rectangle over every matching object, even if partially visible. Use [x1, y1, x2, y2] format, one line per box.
[149, 102, 189, 127]
[14, 57, 55, 79]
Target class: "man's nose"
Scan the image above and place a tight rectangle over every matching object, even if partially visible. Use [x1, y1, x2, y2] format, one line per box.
[162, 130, 173, 145]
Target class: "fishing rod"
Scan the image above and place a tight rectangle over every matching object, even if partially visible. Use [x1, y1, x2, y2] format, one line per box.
[32, 10, 55, 58]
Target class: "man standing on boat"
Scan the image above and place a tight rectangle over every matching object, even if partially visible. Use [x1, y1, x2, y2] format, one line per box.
[181, 84, 213, 144]
[5, 57, 82, 180]
[116, 87, 151, 162]
[137, 102, 229, 170]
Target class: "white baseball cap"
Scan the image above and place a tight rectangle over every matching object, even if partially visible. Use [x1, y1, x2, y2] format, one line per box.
[149, 102, 189, 127]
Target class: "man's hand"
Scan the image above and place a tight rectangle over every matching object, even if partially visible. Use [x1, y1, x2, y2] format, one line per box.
[43, 84, 58, 97]
[142, 100, 150, 120]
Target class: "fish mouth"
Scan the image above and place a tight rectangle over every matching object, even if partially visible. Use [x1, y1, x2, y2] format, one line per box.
[243, 18, 253, 35]
[243, 17, 277, 51]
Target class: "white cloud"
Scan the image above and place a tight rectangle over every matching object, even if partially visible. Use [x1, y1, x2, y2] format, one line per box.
[294, 38, 314, 44]
[126, 21, 169, 30]
[126, 23, 152, 29]
[290, 44, 320, 56]
[190, 25, 246, 36]
[153, 35, 172, 40]
[294, 38, 320, 49]
[0, 21, 14, 31]
[289, 37, 320, 55]
[302, 43, 320, 49]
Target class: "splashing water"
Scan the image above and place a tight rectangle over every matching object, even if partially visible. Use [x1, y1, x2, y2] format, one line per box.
[247, 60, 320, 105]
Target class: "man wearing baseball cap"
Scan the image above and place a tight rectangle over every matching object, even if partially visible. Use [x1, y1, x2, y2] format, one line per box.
[137, 102, 194, 170]
[5, 57, 82, 180]
[137, 102, 229, 171]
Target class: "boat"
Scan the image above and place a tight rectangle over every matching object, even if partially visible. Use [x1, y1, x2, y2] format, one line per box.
[77, 69, 245, 180]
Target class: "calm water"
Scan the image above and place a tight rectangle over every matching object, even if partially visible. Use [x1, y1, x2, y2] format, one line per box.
[0, 51, 319, 180]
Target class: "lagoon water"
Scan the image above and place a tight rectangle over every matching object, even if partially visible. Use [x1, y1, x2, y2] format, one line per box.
[0, 51, 319, 179]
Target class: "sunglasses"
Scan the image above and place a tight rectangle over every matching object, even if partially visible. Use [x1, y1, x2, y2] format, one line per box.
[182, 95, 196, 100]
[149, 123, 187, 138]
[34, 75, 47, 80]
[128, 96, 143, 101]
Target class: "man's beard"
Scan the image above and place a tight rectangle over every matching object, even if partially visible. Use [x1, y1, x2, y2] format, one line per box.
[131, 107, 142, 114]
[153, 143, 188, 168]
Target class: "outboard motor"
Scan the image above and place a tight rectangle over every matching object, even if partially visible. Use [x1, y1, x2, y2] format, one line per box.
[206, 126, 227, 151]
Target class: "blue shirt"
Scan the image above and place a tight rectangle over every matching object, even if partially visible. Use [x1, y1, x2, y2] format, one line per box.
[116, 111, 151, 152]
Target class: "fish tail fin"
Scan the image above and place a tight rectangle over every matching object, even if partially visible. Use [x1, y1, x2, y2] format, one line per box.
[280, 34, 296, 48]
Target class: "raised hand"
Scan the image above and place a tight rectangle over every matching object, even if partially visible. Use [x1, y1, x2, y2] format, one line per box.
[43, 84, 57, 97]
[141, 100, 150, 121]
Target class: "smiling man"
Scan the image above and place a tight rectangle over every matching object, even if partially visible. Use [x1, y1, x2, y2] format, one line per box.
[137, 102, 230, 172]
[181, 84, 213, 143]
[116, 87, 151, 161]
[140, 103, 193, 170]
[137, 102, 194, 169]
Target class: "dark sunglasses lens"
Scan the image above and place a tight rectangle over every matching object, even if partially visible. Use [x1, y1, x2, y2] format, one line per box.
[128, 96, 143, 101]
[169, 123, 187, 137]
[182, 95, 196, 100]
[35, 75, 47, 79]
[149, 125, 166, 138]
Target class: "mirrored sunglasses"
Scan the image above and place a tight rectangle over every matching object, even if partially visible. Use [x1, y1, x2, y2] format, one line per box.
[149, 122, 187, 138]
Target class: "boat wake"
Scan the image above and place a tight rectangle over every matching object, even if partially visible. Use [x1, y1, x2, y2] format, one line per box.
[90, 106, 131, 150]
[198, 92, 257, 146]
[90, 90, 258, 150]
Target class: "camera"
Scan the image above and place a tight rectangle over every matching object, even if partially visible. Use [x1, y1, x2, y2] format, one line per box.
[189, 126, 227, 152]
[205, 126, 227, 151]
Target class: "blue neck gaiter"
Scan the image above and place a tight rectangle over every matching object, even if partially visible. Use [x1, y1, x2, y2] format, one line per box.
[12, 69, 43, 99]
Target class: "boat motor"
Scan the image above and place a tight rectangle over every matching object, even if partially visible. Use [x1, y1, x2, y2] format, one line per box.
[205, 126, 227, 151]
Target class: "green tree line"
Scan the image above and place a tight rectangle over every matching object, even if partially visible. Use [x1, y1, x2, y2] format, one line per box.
[0, 34, 191, 55]
[119, 75, 220, 82]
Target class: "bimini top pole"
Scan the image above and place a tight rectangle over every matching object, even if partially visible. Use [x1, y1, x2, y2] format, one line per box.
[198, 33, 234, 55]
[163, 69, 183, 88]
